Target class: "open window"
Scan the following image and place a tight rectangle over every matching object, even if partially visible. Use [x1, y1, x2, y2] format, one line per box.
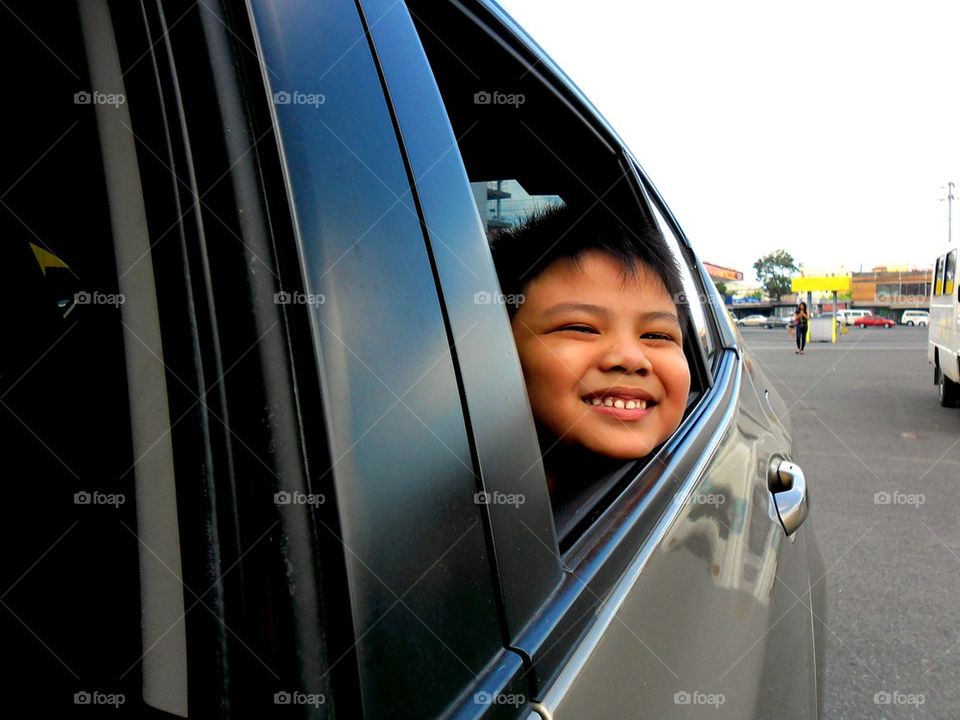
[406, 0, 715, 541]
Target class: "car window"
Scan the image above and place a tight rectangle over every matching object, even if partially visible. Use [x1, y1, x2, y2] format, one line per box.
[935, 255, 945, 295]
[947, 249, 957, 297]
[248, 1, 511, 716]
[405, 0, 715, 555]
[644, 186, 717, 367]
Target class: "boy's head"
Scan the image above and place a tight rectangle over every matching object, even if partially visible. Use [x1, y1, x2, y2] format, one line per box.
[491, 204, 691, 461]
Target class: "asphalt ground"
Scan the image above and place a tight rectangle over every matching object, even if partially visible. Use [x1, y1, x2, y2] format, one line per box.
[740, 325, 960, 719]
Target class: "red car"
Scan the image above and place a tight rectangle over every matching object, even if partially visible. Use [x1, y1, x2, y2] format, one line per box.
[854, 313, 896, 328]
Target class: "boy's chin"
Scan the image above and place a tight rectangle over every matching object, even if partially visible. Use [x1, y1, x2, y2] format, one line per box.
[545, 427, 659, 463]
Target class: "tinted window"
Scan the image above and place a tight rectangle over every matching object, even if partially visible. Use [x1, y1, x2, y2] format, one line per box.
[249, 1, 504, 716]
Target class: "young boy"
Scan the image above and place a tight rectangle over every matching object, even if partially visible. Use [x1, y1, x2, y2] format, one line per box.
[491, 204, 691, 492]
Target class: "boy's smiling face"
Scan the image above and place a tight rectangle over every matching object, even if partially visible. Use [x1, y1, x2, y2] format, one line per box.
[511, 250, 691, 460]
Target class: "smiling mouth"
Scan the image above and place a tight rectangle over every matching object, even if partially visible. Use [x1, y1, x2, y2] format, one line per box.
[580, 390, 658, 413]
[583, 396, 650, 410]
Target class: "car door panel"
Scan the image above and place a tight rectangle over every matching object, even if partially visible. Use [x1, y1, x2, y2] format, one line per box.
[530, 352, 817, 719]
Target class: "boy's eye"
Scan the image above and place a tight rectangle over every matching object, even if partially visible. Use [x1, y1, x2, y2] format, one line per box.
[558, 324, 598, 334]
[642, 332, 678, 342]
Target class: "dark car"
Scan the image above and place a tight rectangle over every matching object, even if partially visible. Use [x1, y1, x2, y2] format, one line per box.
[854, 313, 896, 328]
[1, 1, 823, 718]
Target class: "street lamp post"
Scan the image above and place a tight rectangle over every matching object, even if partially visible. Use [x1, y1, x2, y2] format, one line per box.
[942, 182, 956, 244]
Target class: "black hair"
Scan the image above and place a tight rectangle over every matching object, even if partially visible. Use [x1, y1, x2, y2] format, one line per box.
[489, 203, 685, 317]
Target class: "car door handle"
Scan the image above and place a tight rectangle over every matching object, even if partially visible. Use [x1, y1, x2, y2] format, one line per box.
[767, 459, 808, 536]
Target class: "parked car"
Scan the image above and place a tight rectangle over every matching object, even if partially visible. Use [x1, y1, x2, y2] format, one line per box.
[837, 309, 871, 325]
[901, 310, 929, 326]
[736, 313, 771, 327]
[854, 313, 896, 328]
[1, 1, 823, 718]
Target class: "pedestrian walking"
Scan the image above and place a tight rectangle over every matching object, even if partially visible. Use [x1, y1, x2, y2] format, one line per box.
[794, 301, 809, 354]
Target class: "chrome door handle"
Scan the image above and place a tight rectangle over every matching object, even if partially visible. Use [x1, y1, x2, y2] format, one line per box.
[768, 459, 808, 536]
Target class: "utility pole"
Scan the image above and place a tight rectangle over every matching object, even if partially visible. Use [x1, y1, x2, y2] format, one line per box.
[942, 182, 956, 244]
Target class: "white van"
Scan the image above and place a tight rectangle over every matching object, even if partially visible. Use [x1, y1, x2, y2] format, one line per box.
[837, 309, 870, 325]
[901, 310, 929, 327]
[929, 248, 958, 405]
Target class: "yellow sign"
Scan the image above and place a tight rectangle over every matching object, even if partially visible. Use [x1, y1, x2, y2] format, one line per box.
[791, 276, 851, 293]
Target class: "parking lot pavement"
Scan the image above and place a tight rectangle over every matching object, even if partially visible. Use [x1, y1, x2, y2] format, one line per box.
[740, 325, 960, 718]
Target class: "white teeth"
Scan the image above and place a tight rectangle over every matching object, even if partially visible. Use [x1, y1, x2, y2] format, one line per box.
[586, 396, 650, 410]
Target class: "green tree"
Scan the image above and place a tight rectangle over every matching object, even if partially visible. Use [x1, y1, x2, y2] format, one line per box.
[753, 250, 798, 301]
[713, 279, 729, 297]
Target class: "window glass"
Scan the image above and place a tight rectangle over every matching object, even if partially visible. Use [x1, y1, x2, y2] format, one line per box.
[946, 250, 957, 297]
[935, 255, 945, 295]
[471, 179, 563, 237]
[648, 202, 715, 363]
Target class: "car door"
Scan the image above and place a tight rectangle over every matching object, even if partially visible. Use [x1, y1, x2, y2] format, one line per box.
[364, 1, 820, 718]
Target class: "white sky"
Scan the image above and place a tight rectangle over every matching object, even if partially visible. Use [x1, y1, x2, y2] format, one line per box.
[498, 0, 960, 283]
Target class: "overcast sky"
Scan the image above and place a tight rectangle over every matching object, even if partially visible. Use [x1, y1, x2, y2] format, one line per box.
[498, 0, 960, 283]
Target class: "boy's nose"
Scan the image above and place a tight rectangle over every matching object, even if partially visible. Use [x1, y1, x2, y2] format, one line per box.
[599, 340, 652, 376]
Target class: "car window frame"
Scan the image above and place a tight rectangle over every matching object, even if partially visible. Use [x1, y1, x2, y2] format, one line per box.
[380, 0, 739, 699]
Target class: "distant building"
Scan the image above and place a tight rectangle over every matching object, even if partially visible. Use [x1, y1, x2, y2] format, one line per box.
[851, 266, 932, 317]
